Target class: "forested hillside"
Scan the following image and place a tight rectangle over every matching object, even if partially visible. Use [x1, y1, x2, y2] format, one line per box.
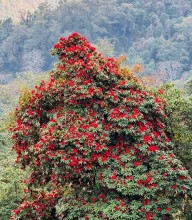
[0, 0, 192, 84]
[0, 0, 43, 22]
[0, 0, 60, 22]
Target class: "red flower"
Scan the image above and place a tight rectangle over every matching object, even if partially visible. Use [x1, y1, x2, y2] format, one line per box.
[28, 110, 33, 115]
[73, 148, 78, 154]
[126, 176, 133, 180]
[153, 131, 159, 138]
[88, 87, 94, 95]
[133, 161, 141, 166]
[91, 197, 97, 202]
[119, 113, 126, 119]
[54, 43, 63, 49]
[172, 185, 177, 189]
[111, 172, 117, 180]
[145, 175, 153, 184]
[154, 97, 161, 103]
[147, 183, 157, 188]
[119, 80, 126, 86]
[137, 180, 142, 185]
[98, 173, 103, 180]
[99, 193, 106, 199]
[165, 137, 170, 142]
[158, 89, 164, 94]
[102, 157, 108, 162]
[13, 209, 19, 215]
[67, 80, 75, 87]
[128, 124, 133, 129]
[166, 207, 171, 212]
[59, 37, 65, 42]
[146, 212, 154, 220]
[139, 125, 147, 132]
[143, 135, 152, 143]
[147, 145, 158, 152]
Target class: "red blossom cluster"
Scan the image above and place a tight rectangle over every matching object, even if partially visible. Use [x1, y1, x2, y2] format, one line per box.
[10, 33, 191, 220]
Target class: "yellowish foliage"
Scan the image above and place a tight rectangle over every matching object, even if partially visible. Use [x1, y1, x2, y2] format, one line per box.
[0, 110, 16, 132]
[133, 64, 142, 73]
[8, 110, 17, 130]
[57, 77, 66, 84]
[63, 185, 72, 196]
[117, 54, 127, 64]
[119, 67, 132, 78]
[118, 66, 140, 84]
[140, 75, 155, 87]
[19, 86, 31, 107]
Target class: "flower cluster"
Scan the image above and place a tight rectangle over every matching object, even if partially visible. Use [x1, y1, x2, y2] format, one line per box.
[11, 33, 191, 220]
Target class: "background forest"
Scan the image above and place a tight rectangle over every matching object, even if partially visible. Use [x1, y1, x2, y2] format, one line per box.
[0, 0, 192, 219]
[0, 0, 192, 84]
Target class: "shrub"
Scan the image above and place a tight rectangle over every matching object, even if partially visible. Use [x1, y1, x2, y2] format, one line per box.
[10, 33, 191, 220]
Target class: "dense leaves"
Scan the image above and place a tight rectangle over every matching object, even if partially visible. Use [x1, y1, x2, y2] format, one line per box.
[10, 33, 191, 220]
[0, 149, 27, 220]
[158, 84, 192, 176]
[0, 72, 49, 219]
[152, 83, 192, 219]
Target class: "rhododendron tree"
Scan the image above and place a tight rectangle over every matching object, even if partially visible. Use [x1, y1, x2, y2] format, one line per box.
[10, 33, 191, 220]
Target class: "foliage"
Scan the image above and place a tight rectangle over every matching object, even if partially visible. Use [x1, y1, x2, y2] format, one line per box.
[151, 83, 192, 219]
[0, 150, 27, 220]
[0, 72, 49, 219]
[0, 112, 26, 220]
[10, 33, 192, 220]
[185, 76, 192, 95]
[157, 84, 192, 176]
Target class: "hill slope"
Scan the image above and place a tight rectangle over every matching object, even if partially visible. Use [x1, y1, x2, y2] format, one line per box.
[0, 0, 192, 85]
[0, 0, 59, 22]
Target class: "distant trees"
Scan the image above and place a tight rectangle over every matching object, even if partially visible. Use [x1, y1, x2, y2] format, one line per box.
[21, 49, 45, 73]
[0, 0, 192, 83]
[0, 18, 13, 41]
